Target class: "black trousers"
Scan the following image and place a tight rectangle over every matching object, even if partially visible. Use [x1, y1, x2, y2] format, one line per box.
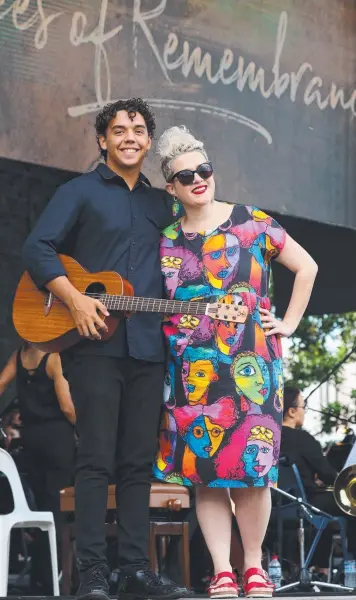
[66, 355, 164, 573]
[22, 419, 75, 592]
[309, 490, 356, 567]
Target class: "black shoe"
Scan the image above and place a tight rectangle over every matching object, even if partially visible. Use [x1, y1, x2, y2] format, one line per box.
[76, 564, 111, 600]
[118, 567, 185, 599]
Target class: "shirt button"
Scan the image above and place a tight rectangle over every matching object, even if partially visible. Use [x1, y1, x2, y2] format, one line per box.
[133, 216, 137, 220]
[132, 241, 136, 245]
[130, 266, 134, 271]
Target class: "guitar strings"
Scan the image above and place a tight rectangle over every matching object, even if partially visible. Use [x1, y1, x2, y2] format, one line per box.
[45, 293, 210, 314]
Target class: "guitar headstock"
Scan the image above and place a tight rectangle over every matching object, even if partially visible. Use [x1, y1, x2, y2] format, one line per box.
[207, 302, 249, 323]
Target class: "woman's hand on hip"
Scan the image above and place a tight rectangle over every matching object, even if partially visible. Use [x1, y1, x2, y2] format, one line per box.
[259, 308, 295, 337]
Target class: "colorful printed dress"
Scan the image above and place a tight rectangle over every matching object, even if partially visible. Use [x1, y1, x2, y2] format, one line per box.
[153, 204, 286, 488]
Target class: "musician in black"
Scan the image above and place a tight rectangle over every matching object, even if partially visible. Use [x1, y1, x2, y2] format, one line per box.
[0, 343, 76, 593]
[281, 386, 356, 571]
[22, 99, 183, 600]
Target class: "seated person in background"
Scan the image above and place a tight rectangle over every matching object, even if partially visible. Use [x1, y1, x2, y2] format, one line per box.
[0, 343, 76, 594]
[5, 408, 22, 429]
[281, 387, 337, 494]
[1, 408, 22, 452]
[3, 424, 20, 450]
[280, 386, 356, 576]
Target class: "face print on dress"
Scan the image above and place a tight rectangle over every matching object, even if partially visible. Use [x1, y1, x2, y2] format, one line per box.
[202, 232, 240, 290]
[161, 246, 201, 298]
[182, 346, 219, 405]
[242, 428, 275, 479]
[174, 397, 238, 458]
[231, 352, 271, 406]
[214, 414, 281, 485]
[161, 255, 183, 296]
[167, 314, 214, 358]
[156, 411, 177, 473]
[185, 415, 224, 458]
[273, 358, 284, 413]
[215, 319, 245, 360]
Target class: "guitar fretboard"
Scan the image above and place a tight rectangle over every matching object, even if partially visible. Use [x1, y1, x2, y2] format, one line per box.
[89, 294, 209, 315]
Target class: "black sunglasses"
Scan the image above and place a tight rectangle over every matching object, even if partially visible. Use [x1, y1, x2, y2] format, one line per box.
[169, 162, 214, 186]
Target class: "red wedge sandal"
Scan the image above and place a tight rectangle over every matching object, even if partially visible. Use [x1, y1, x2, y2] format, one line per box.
[208, 571, 240, 599]
[243, 567, 275, 598]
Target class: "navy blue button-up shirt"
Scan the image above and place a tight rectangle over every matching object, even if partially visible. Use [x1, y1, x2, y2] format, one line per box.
[22, 163, 177, 362]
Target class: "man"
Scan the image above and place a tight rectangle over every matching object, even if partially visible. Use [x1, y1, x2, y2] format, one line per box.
[22, 99, 182, 600]
[280, 386, 356, 573]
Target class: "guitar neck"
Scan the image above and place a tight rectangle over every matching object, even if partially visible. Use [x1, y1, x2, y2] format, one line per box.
[97, 294, 208, 315]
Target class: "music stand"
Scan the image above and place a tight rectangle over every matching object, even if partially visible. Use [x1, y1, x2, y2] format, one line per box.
[273, 486, 353, 593]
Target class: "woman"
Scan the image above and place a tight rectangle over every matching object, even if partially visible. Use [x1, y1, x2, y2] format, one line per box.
[154, 126, 318, 598]
[281, 387, 356, 575]
[0, 343, 76, 594]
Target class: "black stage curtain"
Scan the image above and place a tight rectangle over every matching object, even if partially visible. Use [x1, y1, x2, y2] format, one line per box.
[270, 211, 356, 317]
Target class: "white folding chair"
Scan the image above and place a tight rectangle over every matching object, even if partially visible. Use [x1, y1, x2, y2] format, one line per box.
[0, 448, 59, 596]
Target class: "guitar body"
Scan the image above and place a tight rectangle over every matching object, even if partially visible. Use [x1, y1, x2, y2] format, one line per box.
[12, 255, 133, 353]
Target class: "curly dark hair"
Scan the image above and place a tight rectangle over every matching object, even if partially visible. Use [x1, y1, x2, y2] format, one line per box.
[95, 98, 156, 160]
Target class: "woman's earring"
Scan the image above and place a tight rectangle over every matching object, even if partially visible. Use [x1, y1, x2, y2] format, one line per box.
[172, 196, 180, 217]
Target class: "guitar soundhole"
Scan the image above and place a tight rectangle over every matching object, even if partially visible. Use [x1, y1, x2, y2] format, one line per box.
[85, 282, 106, 298]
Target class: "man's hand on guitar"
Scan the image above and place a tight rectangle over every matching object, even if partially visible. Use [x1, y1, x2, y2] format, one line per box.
[68, 291, 109, 340]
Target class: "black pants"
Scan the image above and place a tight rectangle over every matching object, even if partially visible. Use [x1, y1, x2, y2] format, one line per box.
[22, 419, 75, 592]
[66, 355, 164, 573]
[309, 490, 356, 567]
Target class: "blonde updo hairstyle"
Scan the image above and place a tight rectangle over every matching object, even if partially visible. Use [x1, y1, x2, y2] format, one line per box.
[157, 125, 209, 182]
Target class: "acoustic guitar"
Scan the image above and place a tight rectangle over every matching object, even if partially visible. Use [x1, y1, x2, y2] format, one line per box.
[12, 255, 248, 353]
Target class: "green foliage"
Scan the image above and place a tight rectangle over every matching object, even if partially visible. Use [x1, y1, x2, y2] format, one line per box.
[285, 313, 356, 389]
[284, 312, 356, 434]
[318, 400, 355, 435]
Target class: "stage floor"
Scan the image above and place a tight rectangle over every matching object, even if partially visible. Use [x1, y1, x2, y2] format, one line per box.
[2, 595, 356, 599]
